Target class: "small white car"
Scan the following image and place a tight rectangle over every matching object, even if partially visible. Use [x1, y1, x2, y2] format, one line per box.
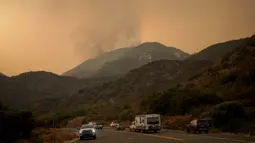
[110, 122, 118, 128]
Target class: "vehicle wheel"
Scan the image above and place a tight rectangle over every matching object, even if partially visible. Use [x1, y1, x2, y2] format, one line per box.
[154, 130, 157, 133]
[93, 135, 96, 140]
[198, 131, 201, 134]
[79, 137, 83, 140]
[186, 128, 191, 133]
[205, 130, 208, 134]
[193, 130, 197, 134]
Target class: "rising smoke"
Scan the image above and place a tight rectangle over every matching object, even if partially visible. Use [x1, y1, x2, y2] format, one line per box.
[69, 0, 142, 58]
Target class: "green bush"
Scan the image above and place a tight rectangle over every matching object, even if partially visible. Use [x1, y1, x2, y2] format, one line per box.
[0, 110, 34, 142]
[118, 109, 135, 121]
[60, 119, 69, 127]
[221, 72, 238, 84]
[141, 90, 222, 116]
[201, 101, 248, 132]
[248, 35, 255, 46]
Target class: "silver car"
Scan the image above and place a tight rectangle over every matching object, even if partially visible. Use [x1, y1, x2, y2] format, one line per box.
[79, 124, 97, 140]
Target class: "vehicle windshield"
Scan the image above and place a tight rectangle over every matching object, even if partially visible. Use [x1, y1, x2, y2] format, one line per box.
[81, 124, 94, 129]
[147, 117, 160, 124]
[197, 120, 209, 124]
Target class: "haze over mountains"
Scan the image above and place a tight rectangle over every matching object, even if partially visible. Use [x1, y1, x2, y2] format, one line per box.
[61, 36, 253, 113]
[64, 38, 250, 79]
[1, 1, 255, 141]
[63, 42, 189, 78]
[0, 71, 113, 111]
[1, 35, 253, 114]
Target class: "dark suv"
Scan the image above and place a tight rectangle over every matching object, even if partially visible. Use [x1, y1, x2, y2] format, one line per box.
[116, 124, 126, 131]
[186, 119, 211, 134]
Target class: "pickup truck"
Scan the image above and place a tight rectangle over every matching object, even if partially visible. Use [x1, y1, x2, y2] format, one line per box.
[116, 124, 125, 131]
[186, 119, 211, 134]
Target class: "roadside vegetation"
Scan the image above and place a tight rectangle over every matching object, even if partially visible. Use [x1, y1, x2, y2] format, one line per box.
[0, 102, 34, 143]
[0, 102, 78, 143]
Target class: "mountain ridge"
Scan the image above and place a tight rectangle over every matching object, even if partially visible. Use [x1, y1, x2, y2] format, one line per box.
[1, 35, 254, 115]
[179, 35, 255, 104]
[0, 72, 8, 79]
[0, 71, 114, 112]
[63, 59, 214, 110]
[187, 37, 250, 63]
[58, 35, 255, 120]
[63, 42, 189, 78]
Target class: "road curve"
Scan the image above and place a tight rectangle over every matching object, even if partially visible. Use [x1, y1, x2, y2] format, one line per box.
[75, 128, 255, 143]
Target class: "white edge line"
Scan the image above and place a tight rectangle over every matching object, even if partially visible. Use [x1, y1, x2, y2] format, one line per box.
[64, 138, 79, 143]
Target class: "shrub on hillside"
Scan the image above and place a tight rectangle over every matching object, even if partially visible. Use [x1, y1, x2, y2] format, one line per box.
[60, 119, 69, 127]
[34, 113, 74, 128]
[82, 116, 90, 124]
[248, 35, 255, 46]
[0, 110, 34, 143]
[221, 72, 238, 84]
[67, 116, 86, 127]
[118, 109, 135, 121]
[164, 115, 193, 130]
[141, 90, 222, 115]
[200, 101, 249, 132]
[167, 118, 191, 130]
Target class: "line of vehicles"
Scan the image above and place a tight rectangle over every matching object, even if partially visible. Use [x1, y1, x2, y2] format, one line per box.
[110, 114, 162, 133]
[129, 114, 161, 133]
[78, 114, 211, 140]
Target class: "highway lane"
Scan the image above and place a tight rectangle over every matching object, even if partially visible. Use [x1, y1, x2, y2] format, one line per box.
[75, 129, 255, 143]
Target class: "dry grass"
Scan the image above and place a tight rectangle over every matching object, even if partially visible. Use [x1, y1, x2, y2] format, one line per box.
[16, 128, 78, 143]
[162, 115, 193, 130]
[67, 116, 86, 128]
[163, 115, 193, 125]
[42, 128, 78, 143]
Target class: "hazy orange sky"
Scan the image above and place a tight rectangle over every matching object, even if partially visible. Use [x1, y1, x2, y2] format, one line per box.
[0, 0, 255, 76]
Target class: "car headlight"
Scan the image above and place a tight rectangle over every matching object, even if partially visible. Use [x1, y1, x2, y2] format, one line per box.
[79, 130, 82, 134]
[92, 129, 96, 133]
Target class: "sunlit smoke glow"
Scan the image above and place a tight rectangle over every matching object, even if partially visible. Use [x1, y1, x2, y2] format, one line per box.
[69, 0, 141, 58]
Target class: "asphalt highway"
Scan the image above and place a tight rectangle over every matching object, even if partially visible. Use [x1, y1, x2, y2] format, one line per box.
[75, 128, 255, 143]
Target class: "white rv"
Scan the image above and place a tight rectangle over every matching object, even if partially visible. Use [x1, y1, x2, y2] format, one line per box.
[129, 114, 161, 132]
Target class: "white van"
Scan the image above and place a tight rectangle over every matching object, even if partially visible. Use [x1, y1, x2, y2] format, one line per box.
[130, 114, 161, 132]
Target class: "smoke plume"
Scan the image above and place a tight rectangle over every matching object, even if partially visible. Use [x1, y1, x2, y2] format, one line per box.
[69, 0, 142, 58]
[1, 0, 255, 75]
